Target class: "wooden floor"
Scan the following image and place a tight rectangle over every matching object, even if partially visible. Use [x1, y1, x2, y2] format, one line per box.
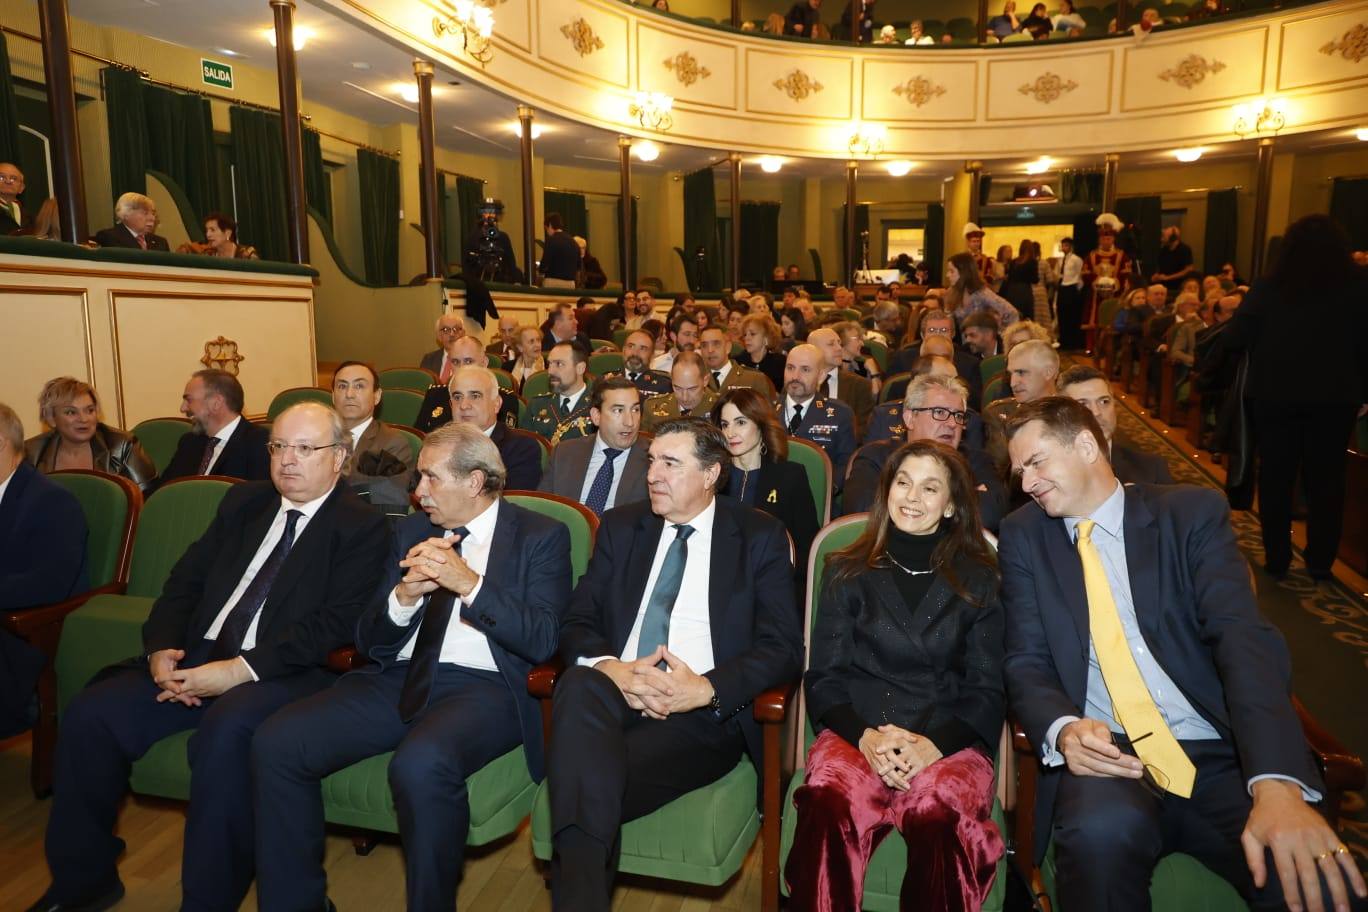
[0, 734, 764, 911]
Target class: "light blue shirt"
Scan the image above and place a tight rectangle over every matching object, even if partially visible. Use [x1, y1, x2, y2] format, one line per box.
[577, 434, 626, 510]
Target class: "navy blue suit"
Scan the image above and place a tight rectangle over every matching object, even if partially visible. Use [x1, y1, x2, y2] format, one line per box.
[0, 462, 88, 610]
[492, 422, 544, 491]
[157, 420, 271, 489]
[252, 500, 570, 912]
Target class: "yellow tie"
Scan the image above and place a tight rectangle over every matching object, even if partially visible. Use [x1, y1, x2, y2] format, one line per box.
[1076, 519, 1196, 798]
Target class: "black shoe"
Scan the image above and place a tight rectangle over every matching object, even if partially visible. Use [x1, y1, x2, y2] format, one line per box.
[1307, 567, 1335, 582]
[25, 879, 125, 912]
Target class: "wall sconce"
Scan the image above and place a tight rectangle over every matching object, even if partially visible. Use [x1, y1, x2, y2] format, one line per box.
[1232, 98, 1285, 139]
[629, 92, 674, 132]
[757, 156, 783, 173]
[846, 122, 886, 158]
[433, 0, 495, 67]
[634, 140, 661, 162]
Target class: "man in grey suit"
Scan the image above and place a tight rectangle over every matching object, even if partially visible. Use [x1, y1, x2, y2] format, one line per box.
[333, 361, 416, 512]
[539, 377, 649, 515]
[418, 313, 468, 383]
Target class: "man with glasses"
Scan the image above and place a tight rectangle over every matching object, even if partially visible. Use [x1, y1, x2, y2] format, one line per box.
[889, 309, 985, 409]
[0, 162, 26, 234]
[28, 403, 389, 912]
[843, 373, 1005, 530]
[419, 313, 469, 384]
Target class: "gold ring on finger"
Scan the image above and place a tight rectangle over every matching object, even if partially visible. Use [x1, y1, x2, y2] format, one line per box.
[1334, 844, 1349, 855]
[1315, 851, 1332, 862]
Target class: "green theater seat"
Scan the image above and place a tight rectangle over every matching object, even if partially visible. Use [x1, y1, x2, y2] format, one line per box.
[267, 387, 333, 421]
[786, 436, 833, 525]
[378, 367, 438, 393]
[132, 417, 193, 475]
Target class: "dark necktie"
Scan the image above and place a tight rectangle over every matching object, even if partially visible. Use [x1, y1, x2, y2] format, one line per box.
[584, 448, 622, 516]
[398, 527, 469, 721]
[629, 372, 640, 383]
[560, 396, 571, 413]
[711, 370, 722, 389]
[208, 509, 302, 661]
[635, 524, 694, 664]
[196, 436, 220, 475]
[788, 403, 804, 435]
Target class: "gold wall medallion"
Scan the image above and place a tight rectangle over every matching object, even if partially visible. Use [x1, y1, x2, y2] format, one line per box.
[774, 69, 824, 101]
[561, 18, 604, 57]
[892, 75, 947, 107]
[663, 51, 711, 86]
[1158, 54, 1227, 88]
[1320, 22, 1368, 63]
[1018, 72, 1079, 103]
[201, 336, 245, 375]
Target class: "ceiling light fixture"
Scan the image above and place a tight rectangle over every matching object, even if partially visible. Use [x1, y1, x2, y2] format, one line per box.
[846, 122, 886, 159]
[433, 0, 495, 67]
[214, 47, 242, 58]
[628, 92, 674, 132]
[263, 25, 314, 51]
[1173, 147, 1203, 162]
[634, 140, 661, 162]
[884, 160, 914, 177]
[1356, 128, 1368, 142]
[757, 156, 783, 173]
[398, 84, 419, 104]
[1025, 155, 1053, 175]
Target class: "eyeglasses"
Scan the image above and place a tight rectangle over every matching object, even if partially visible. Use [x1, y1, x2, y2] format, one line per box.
[267, 441, 341, 458]
[923, 325, 952, 335]
[908, 406, 968, 426]
[437, 326, 463, 335]
[0, 175, 21, 184]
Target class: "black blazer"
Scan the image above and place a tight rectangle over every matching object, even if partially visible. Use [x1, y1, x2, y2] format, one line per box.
[1111, 441, 1174, 486]
[354, 501, 571, 779]
[492, 423, 544, 491]
[737, 351, 786, 395]
[888, 346, 985, 411]
[999, 483, 1321, 862]
[560, 498, 803, 768]
[92, 224, 170, 251]
[805, 558, 1004, 756]
[0, 205, 23, 236]
[142, 481, 390, 680]
[724, 459, 818, 579]
[158, 419, 271, 488]
[0, 462, 89, 610]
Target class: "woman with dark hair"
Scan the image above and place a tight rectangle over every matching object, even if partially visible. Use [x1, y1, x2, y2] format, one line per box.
[1021, 1, 1051, 37]
[738, 313, 787, 391]
[1002, 239, 1039, 321]
[1217, 214, 1368, 580]
[780, 307, 809, 352]
[586, 299, 626, 340]
[944, 252, 1019, 328]
[786, 440, 1004, 910]
[640, 318, 668, 358]
[200, 212, 257, 259]
[711, 388, 819, 573]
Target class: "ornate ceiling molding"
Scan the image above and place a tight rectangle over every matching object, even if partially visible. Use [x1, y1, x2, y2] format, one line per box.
[892, 75, 947, 107]
[1018, 72, 1079, 103]
[561, 18, 604, 57]
[1320, 22, 1368, 63]
[663, 51, 711, 87]
[774, 69, 824, 101]
[1158, 54, 1227, 88]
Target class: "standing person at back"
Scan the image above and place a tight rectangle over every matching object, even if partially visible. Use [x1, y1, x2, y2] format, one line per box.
[539, 213, 581, 288]
[159, 370, 271, 487]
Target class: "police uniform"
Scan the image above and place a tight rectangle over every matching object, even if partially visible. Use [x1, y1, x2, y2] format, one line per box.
[414, 385, 519, 434]
[777, 395, 857, 491]
[641, 389, 719, 432]
[865, 402, 905, 444]
[522, 390, 595, 444]
[609, 368, 671, 399]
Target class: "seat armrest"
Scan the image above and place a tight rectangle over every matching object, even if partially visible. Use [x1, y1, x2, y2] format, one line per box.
[529, 657, 566, 699]
[326, 646, 363, 674]
[2, 582, 129, 639]
[754, 679, 798, 724]
[1011, 721, 1035, 756]
[1294, 696, 1367, 794]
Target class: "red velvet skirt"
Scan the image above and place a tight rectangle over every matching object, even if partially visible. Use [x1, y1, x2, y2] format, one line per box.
[785, 730, 1004, 912]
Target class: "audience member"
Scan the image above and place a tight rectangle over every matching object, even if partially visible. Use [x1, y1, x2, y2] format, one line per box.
[891, 310, 985, 410]
[789, 439, 1004, 909]
[1052, 0, 1086, 30]
[877, 23, 899, 43]
[31, 403, 388, 912]
[546, 417, 802, 907]
[542, 302, 591, 353]
[808, 327, 876, 440]
[505, 326, 546, 392]
[25, 377, 156, 493]
[575, 236, 607, 289]
[419, 313, 468, 383]
[650, 313, 700, 372]
[987, 0, 1021, 37]
[1057, 365, 1173, 485]
[784, 0, 823, 37]
[832, 321, 882, 396]
[612, 329, 671, 397]
[904, 19, 934, 43]
[623, 290, 654, 330]
[539, 214, 580, 288]
[1152, 226, 1195, 293]
[780, 308, 809, 352]
[449, 365, 542, 491]
[1002, 318, 1052, 354]
[251, 422, 568, 911]
[644, 351, 717, 429]
[486, 315, 522, 364]
[780, 345, 858, 488]
[92, 192, 168, 251]
[699, 326, 772, 397]
[945, 252, 1019, 329]
[524, 341, 594, 443]
[192, 213, 258, 259]
[839, 0, 875, 43]
[539, 377, 649, 513]
[0, 162, 27, 234]
[999, 396, 1365, 912]
[331, 361, 415, 512]
[961, 310, 1002, 360]
[158, 370, 270, 487]
[1003, 240, 1040, 321]
[1166, 293, 1203, 390]
[736, 314, 786, 393]
[983, 339, 1059, 470]
[1021, 2, 1052, 37]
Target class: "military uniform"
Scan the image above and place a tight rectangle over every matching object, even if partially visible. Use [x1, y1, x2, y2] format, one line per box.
[414, 385, 519, 434]
[609, 368, 671, 399]
[778, 395, 857, 491]
[641, 389, 719, 432]
[708, 361, 775, 398]
[522, 390, 595, 444]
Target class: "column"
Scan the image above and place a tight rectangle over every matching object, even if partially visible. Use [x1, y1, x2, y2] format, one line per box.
[729, 152, 741, 291]
[965, 160, 982, 226]
[845, 160, 858, 287]
[38, 0, 87, 243]
[517, 105, 536, 284]
[270, 0, 309, 264]
[730, 0, 740, 28]
[1116, 0, 1131, 30]
[850, 0, 862, 43]
[977, 0, 989, 43]
[414, 60, 441, 280]
[618, 136, 632, 290]
[1249, 138, 1275, 278]
[1102, 152, 1120, 212]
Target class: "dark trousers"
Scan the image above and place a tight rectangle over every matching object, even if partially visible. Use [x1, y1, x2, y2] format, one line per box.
[43, 648, 330, 910]
[252, 662, 519, 912]
[1252, 400, 1360, 574]
[1053, 739, 1355, 912]
[1057, 284, 1085, 351]
[547, 664, 747, 912]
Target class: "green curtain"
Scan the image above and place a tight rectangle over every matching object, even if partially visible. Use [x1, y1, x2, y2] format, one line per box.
[544, 189, 588, 244]
[683, 167, 719, 290]
[1330, 178, 1368, 251]
[842, 202, 870, 279]
[229, 106, 287, 261]
[104, 67, 149, 204]
[1060, 169, 1104, 206]
[739, 201, 780, 286]
[1072, 211, 1099, 257]
[925, 202, 945, 284]
[1203, 188, 1238, 275]
[1115, 195, 1162, 276]
[613, 195, 639, 288]
[455, 175, 485, 256]
[357, 148, 400, 285]
[0, 33, 22, 170]
[143, 85, 215, 226]
[301, 127, 331, 225]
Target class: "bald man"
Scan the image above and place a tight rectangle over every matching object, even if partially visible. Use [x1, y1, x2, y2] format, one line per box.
[642, 351, 718, 431]
[419, 313, 469, 384]
[485, 315, 521, 364]
[778, 344, 857, 489]
[417, 336, 518, 433]
[807, 326, 874, 440]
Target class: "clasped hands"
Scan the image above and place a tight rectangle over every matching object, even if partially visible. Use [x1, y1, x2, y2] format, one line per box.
[396, 535, 481, 606]
[148, 649, 252, 707]
[596, 646, 714, 720]
[859, 725, 942, 791]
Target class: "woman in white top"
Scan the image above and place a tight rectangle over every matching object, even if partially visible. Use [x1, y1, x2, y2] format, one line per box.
[1052, 0, 1087, 30]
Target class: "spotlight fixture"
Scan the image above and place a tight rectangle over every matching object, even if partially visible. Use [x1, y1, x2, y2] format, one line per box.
[1356, 128, 1368, 142]
[1232, 98, 1286, 138]
[511, 121, 544, 139]
[634, 140, 661, 162]
[757, 156, 783, 173]
[628, 92, 674, 132]
[398, 84, 419, 104]
[846, 122, 886, 158]
[884, 160, 914, 177]
[264, 25, 314, 51]
[1024, 156, 1053, 175]
[433, 0, 495, 67]
[1173, 147, 1203, 162]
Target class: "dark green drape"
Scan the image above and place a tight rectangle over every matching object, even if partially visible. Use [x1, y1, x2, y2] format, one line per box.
[739, 201, 780, 286]
[925, 203, 945, 284]
[357, 148, 400, 286]
[543, 190, 588, 243]
[0, 33, 22, 170]
[978, 174, 993, 205]
[683, 167, 719, 291]
[1060, 170, 1104, 206]
[614, 195, 639, 288]
[144, 85, 215, 226]
[1330, 178, 1368, 251]
[455, 175, 485, 255]
[301, 127, 331, 224]
[229, 106, 287, 261]
[1203, 188, 1238, 275]
[842, 202, 870, 278]
[1072, 211, 1099, 257]
[1115, 195, 1161, 275]
[104, 67, 149, 204]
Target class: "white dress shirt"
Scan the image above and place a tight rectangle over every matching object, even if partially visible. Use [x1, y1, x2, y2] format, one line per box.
[0, 469, 13, 504]
[577, 434, 628, 509]
[784, 394, 817, 427]
[1060, 252, 1084, 288]
[557, 386, 588, 413]
[823, 370, 840, 400]
[348, 417, 374, 450]
[206, 415, 243, 474]
[712, 361, 734, 388]
[650, 351, 676, 373]
[203, 485, 336, 677]
[388, 498, 499, 671]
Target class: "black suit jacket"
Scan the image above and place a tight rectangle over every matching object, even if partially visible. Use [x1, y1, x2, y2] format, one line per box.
[0, 462, 89, 610]
[142, 482, 390, 680]
[0, 204, 23, 236]
[354, 502, 571, 779]
[559, 499, 803, 768]
[843, 439, 1007, 532]
[541, 330, 592, 354]
[725, 459, 818, 579]
[492, 422, 544, 491]
[158, 419, 271, 489]
[1111, 441, 1174, 486]
[92, 224, 170, 251]
[999, 483, 1321, 861]
[888, 346, 985, 411]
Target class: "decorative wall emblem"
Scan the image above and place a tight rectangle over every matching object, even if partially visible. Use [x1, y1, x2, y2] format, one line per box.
[892, 75, 946, 107]
[1320, 22, 1368, 63]
[663, 51, 711, 87]
[1158, 54, 1226, 88]
[201, 337, 244, 376]
[1018, 72, 1079, 103]
[774, 69, 824, 101]
[560, 18, 603, 57]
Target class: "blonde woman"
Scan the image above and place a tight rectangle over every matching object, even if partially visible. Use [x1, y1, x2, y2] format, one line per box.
[25, 377, 156, 491]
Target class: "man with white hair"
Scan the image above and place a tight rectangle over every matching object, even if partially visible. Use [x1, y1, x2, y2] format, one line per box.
[419, 312, 469, 384]
[984, 339, 1060, 471]
[417, 336, 519, 433]
[92, 192, 169, 250]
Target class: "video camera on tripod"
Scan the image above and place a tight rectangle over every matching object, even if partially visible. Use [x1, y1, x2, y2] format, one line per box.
[471, 198, 508, 281]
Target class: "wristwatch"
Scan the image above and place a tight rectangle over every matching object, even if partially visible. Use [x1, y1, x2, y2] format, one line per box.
[708, 685, 722, 717]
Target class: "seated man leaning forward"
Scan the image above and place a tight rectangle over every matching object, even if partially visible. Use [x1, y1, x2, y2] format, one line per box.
[29, 403, 389, 912]
[547, 417, 803, 911]
[252, 422, 571, 912]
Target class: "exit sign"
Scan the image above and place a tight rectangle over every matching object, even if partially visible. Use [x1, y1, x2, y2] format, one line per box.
[201, 59, 234, 90]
